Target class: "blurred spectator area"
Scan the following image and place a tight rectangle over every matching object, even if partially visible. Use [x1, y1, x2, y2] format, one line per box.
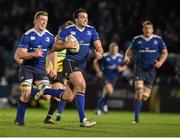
[0, 0, 180, 86]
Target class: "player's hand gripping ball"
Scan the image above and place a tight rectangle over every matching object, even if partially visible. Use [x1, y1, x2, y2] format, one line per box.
[65, 35, 80, 53]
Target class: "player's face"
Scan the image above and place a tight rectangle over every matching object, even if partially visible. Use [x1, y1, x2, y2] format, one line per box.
[143, 25, 154, 37]
[110, 46, 119, 55]
[35, 15, 48, 32]
[75, 12, 88, 27]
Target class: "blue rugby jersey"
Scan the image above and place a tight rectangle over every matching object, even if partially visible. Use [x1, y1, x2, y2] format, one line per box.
[58, 24, 100, 68]
[100, 52, 124, 79]
[18, 28, 54, 69]
[129, 35, 166, 70]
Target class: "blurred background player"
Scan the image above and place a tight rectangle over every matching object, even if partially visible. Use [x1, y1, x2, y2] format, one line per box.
[51, 8, 104, 127]
[94, 42, 127, 115]
[125, 20, 168, 123]
[14, 11, 55, 125]
[44, 20, 74, 124]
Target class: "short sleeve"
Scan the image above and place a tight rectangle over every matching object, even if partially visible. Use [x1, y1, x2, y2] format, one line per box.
[58, 28, 69, 42]
[92, 28, 100, 42]
[158, 38, 167, 52]
[18, 34, 30, 49]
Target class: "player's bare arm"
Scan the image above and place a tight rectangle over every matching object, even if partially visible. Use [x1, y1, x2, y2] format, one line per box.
[94, 40, 103, 60]
[53, 38, 76, 51]
[93, 59, 103, 78]
[49, 51, 58, 79]
[14, 49, 23, 65]
[154, 48, 168, 69]
[16, 48, 43, 60]
[124, 47, 133, 64]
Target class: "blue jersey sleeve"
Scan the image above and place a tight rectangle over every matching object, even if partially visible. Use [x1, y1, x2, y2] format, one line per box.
[158, 38, 167, 52]
[58, 28, 69, 42]
[18, 34, 30, 49]
[48, 36, 55, 50]
[129, 38, 136, 50]
[92, 28, 100, 42]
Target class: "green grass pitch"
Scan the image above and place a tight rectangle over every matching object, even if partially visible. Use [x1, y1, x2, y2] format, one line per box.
[0, 108, 180, 137]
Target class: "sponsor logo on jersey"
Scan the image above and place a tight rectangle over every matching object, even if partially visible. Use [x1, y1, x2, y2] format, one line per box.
[71, 31, 76, 35]
[86, 30, 92, 35]
[45, 37, 50, 42]
[31, 36, 36, 40]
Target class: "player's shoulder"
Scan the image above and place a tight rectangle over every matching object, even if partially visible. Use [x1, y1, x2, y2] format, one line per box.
[117, 52, 124, 58]
[103, 52, 110, 57]
[152, 34, 163, 40]
[24, 28, 35, 36]
[133, 35, 144, 40]
[86, 25, 95, 29]
[64, 24, 76, 30]
[44, 29, 54, 37]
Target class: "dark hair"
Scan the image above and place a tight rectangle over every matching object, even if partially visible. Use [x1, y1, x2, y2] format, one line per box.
[142, 20, 153, 27]
[73, 8, 87, 19]
[34, 11, 48, 20]
[58, 20, 74, 34]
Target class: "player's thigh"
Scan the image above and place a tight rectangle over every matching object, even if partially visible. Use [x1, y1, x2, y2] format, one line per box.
[104, 83, 114, 95]
[34, 69, 50, 89]
[134, 80, 144, 99]
[19, 66, 33, 101]
[69, 71, 86, 90]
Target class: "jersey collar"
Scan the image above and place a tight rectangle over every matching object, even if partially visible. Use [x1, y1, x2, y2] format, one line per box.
[141, 34, 154, 41]
[75, 25, 85, 32]
[32, 28, 47, 36]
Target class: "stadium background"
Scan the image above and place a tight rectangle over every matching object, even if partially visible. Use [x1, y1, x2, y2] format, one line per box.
[0, 0, 180, 113]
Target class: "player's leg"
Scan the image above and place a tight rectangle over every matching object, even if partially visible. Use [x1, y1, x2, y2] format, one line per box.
[15, 66, 34, 126]
[44, 81, 64, 124]
[56, 100, 66, 121]
[69, 71, 96, 127]
[16, 79, 32, 125]
[133, 80, 144, 123]
[95, 83, 113, 115]
[142, 69, 155, 102]
[35, 79, 65, 100]
[143, 85, 152, 102]
[102, 83, 114, 113]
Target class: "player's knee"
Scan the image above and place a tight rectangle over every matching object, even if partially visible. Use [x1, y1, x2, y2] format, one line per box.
[66, 94, 74, 102]
[75, 81, 86, 91]
[21, 92, 30, 102]
[135, 87, 143, 100]
[108, 90, 113, 96]
[20, 81, 31, 102]
[20, 81, 31, 92]
[63, 92, 74, 102]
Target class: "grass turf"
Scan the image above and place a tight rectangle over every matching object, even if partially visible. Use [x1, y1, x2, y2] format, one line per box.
[0, 108, 180, 137]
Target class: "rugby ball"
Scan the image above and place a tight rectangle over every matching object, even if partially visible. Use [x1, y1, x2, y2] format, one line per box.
[65, 35, 80, 53]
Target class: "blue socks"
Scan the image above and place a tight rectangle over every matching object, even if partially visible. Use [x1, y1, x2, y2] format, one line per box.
[96, 93, 109, 110]
[134, 99, 143, 122]
[57, 101, 66, 114]
[30, 86, 39, 99]
[43, 89, 64, 99]
[16, 99, 28, 124]
[75, 92, 85, 123]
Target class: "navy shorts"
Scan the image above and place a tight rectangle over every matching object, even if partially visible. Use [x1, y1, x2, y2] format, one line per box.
[19, 65, 49, 82]
[49, 72, 64, 84]
[101, 75, 118, 86]
[134, 67, 156, 87]
[62, 59, 84, 78]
